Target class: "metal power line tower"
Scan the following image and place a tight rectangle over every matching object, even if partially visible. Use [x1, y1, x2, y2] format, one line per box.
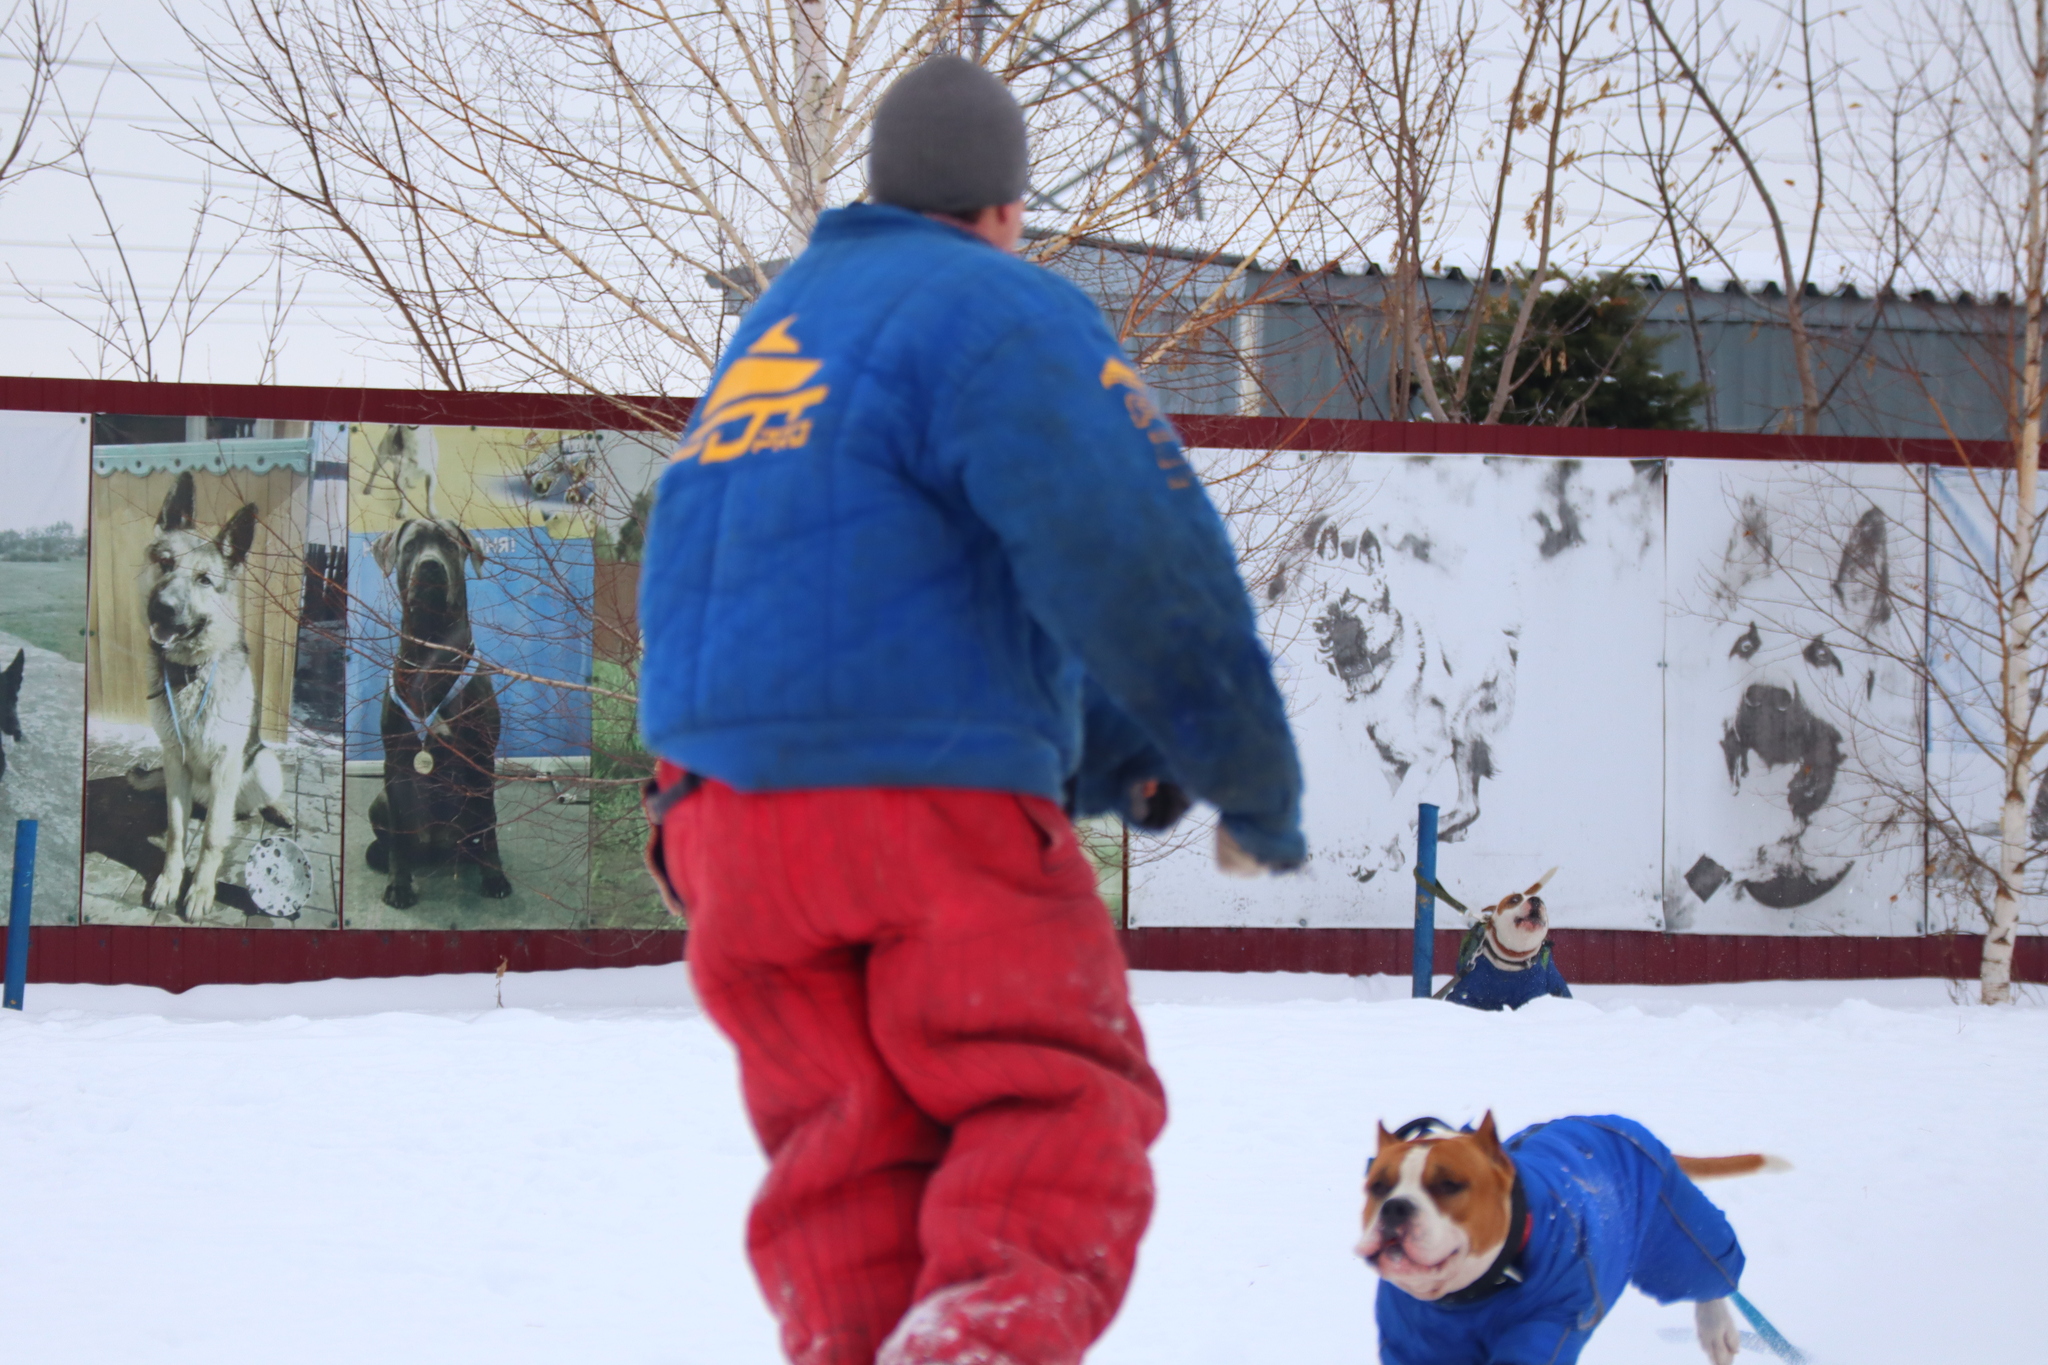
[953, 0, 1203, 219]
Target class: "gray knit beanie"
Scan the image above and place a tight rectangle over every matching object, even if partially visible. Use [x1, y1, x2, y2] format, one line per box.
[867, 55, 1028, 214]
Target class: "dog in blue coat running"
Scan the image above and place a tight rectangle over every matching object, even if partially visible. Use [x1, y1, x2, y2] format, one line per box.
[1440, 869, 1571, 1010]
[1360, 1113, 1785, 1365]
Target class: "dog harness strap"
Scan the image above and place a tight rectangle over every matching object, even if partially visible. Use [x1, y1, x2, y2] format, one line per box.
[1433, 1172, 1531, 1307]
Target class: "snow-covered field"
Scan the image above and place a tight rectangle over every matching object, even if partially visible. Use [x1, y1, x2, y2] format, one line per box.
[1, 966, 2037, 1365]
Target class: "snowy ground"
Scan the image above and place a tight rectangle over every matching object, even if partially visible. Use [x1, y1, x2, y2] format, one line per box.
[0, 966, 2037, 1365]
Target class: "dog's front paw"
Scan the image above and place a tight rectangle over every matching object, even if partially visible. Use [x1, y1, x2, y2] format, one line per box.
[1695, 1299, 1740, 1365]
[181, 882, 217, 922]
[479, 871, 512, 899]
[382, 880, 419, 909]
[146, 870, 180, 913]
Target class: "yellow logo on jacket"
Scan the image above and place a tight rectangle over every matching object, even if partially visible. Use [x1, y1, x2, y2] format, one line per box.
[1101, 356, 1191, 488]
[674, 317, 830, 463]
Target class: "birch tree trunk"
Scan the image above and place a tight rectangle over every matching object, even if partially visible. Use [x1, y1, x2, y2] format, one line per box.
[1987, 0, 2048, 1005]
[789, 0, 835, 232]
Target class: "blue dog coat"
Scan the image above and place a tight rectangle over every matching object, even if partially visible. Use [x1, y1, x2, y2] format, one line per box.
[1442, 923, 1571, 1010]
[1375, 1116, 1745, 1365]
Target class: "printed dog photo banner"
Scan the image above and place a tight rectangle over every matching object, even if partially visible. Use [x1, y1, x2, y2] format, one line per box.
[1663, 459, 1925, 935]
[582, 430, 680, 928]
[80, 417, 346, 928]
[1128, 451, 1667, 930]
[0, 411, 91, 925]
[343, 424, 595, 930]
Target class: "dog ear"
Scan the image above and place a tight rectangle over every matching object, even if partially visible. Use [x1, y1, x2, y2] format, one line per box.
[370, 527, 403, 580]
[1832, 505, 1892, 629]
[1526, 866, 1558, 896]
[157, 471, 197, 533]
[1473, 1112, 1508, 1163]
[2, 648, 22, 684]
[1375, 1121, 1395, 1152]
[216, 503, 259, 568]
[444, 521, 485, 570]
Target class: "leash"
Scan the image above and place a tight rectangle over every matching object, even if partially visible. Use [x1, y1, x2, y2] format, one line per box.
[388, 649, 480, 774]
[1730, 1291, 1807, 1363]
[1411, 868, 1468, 913]
[159, 658, 218, 758]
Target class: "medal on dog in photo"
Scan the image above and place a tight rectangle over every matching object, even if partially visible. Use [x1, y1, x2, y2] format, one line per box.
[240, 835, 312, 919]
[389, 650, 479, 778]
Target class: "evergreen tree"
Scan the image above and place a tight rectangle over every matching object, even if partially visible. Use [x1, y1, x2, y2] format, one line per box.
[1446, 273, 1708, 429]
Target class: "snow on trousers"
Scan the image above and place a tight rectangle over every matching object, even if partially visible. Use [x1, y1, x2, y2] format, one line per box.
[661, 774, 1168, 1365]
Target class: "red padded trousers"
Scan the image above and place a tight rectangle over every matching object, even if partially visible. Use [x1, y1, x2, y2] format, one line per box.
[660, 772, 1167, 1365]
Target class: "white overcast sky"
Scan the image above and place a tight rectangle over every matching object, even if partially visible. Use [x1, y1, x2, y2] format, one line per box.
[0, 0, 1929, 391]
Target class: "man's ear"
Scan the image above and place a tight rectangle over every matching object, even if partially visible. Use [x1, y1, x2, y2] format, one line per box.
[216, 504, 258, 568]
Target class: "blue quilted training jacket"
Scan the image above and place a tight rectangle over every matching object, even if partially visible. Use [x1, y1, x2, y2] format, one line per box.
[637, 204, 1304, 866]
[1375, 1117, 1746, 1365]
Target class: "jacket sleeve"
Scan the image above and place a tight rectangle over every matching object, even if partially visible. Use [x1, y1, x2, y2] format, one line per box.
[1068, 675, 1186, 828]
[933, 306, 1305, 867]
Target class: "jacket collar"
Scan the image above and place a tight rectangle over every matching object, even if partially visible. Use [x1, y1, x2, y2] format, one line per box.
[1434, 1171, 1532, 1306]
[811, 202, 990, 247]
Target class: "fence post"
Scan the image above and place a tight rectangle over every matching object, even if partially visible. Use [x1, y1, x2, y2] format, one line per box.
[5, 818, 36, 1010]
[1412, 803, 1438, 999]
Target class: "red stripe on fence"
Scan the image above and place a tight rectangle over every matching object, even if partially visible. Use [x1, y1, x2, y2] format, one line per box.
[1112, 927, 2043, 984]
[2, 925, 2037, 992]
[0, 373, 2012, 465]
[0, 375, 697, 432]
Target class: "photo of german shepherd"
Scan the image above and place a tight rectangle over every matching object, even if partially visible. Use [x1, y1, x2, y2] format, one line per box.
[81, 433, 345, 931]
[138, 472, 291, 920]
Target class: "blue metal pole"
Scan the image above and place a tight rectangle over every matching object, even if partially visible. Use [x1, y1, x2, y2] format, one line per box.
[1412, 803, 1439, 998]
[5, 818, 36, 1010]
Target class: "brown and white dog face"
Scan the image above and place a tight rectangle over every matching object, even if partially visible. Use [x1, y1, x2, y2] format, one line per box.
[1357, 1114, 1518, 1301]
[142, 472, 257, 668]
[1482, 866, 1557, 958]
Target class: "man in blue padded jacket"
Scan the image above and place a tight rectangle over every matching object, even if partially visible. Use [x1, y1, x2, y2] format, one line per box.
[637, 55, 1305, 1365]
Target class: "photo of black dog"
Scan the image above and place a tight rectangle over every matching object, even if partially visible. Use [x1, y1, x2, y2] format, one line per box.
[0, 648, 22, 778]
[362, 518, 511, 907]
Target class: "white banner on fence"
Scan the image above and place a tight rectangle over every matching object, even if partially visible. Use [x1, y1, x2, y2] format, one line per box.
[1130, 451, 1666, 930]
[1662, 460, 1925, 936]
